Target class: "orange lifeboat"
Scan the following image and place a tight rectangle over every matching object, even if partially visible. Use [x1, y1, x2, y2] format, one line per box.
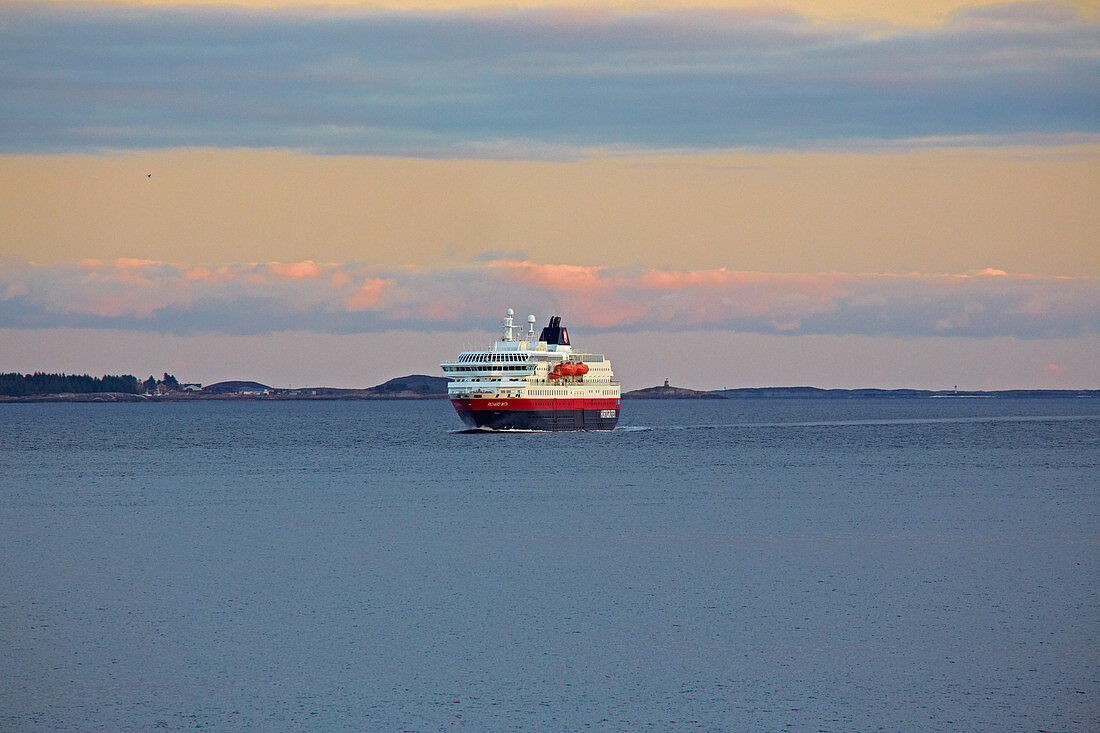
[548, 365, 562, 379]
[574, 362, 589, 376]
[559, 362, 578, 377]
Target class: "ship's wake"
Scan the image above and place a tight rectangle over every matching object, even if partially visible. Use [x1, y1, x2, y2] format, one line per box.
[449, 427, 551, 434]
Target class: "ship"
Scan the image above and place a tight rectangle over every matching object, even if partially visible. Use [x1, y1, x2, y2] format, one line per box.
[441, 309, 621, 431]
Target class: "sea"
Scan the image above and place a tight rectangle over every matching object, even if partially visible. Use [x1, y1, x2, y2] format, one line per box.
[1, 398, 1097, 731]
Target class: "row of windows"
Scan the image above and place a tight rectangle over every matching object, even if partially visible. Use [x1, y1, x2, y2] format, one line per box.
[459, 353, 529, 363]
[445, 365, 532, 372]
[527, 388, 619, 396]
[457, 352, 608, 364]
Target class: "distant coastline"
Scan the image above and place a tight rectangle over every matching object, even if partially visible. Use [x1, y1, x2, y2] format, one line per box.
[0, 374, 451, 402]
[2, 372, 1097, 403]
[623, 384, 1100, 400]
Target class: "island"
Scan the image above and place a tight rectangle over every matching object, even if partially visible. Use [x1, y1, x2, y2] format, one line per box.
[621, 380, 724, 399]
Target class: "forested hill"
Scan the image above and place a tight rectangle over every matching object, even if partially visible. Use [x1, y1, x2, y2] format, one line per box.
[0, 372, 140, 397]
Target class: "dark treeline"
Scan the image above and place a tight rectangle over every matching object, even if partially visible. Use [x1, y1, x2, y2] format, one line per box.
[0, 372, 141, 396]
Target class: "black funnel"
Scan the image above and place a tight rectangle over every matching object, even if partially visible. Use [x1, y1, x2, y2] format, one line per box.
[538, 316, 570, 345]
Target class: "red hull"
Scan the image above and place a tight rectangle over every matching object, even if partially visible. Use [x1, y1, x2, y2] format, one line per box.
[451, 397, 621, 431]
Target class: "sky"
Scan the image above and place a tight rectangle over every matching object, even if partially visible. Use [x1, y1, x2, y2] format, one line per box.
[1, 0, 1098, 389]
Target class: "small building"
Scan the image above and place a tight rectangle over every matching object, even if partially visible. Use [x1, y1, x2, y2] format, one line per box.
[181, 383, 202, 392]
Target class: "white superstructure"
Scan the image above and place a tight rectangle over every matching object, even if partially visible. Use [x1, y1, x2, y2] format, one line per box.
[441, 309, 618, 400]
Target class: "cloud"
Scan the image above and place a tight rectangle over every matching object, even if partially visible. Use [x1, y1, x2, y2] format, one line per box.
[486, 260, 611, 292]
[1, 2, 1096, 154]
[345, 278, 393, 311]
[115, 258, 164, 269]
[1, 258, 1097, 339]
[266, 260, 323, 280]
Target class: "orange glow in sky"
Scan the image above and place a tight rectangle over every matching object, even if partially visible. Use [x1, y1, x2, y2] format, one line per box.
[1, 0, 1097, 387]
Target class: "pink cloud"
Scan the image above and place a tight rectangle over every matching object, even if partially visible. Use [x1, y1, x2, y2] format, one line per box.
[640, 268, 769, 289]
[576, 299, 649, 327]
[84, 293, 163, 318]
[346, 278, 393, 311]
[267, 260, 323, 280]
[2, 259, 1096, 340]
[423, 298, 458, 321]
[487, 260, 611, 292]
[636, 269, 852, 323]
[115, 258, 162, 269]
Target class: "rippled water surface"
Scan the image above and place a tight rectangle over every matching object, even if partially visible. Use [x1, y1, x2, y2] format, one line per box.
[2, 399, 1098, 730]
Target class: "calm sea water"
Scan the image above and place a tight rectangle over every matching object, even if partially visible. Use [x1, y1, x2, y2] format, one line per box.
[1, 398, 1097, 731]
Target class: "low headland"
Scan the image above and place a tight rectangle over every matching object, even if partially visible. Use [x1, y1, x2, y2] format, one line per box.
[1, 372, 1095, 402]
[0, 373, 451, 402]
